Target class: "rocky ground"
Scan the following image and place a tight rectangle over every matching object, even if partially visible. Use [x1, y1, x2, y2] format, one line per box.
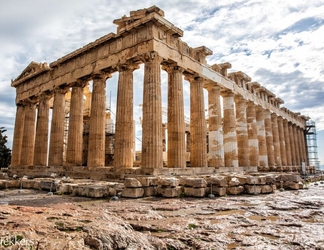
[0, 181, 323, 250]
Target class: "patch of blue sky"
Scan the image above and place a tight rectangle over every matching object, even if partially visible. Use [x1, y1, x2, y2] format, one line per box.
[262, 50, 273, 59]
[280, 17, 324, 36]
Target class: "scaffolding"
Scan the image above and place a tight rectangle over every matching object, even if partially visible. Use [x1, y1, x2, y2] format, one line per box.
[305, 120, 320, 170]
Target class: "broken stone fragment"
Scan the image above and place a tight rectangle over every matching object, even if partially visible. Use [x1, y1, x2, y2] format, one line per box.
[184, 187, 206, 197]
[182, 177, 207, 188]
[124, 178, 142, 188]
[206, 176, 228, 187]
[122, 188, 144, 198]
[228, 185, 244, 195]
[158, 177, 179, 187]
[157, 186, 182, 197]
[228, 177, 240, 187]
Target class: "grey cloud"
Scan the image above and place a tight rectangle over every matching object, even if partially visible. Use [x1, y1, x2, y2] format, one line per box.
[255, 68, 324, 110]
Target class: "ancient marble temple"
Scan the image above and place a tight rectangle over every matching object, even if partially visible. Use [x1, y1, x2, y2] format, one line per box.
[10, 6, 309, 178]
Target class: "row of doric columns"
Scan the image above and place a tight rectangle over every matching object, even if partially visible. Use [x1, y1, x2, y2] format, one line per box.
[205, 84, 308, 169]
[11, 58, 308, 170]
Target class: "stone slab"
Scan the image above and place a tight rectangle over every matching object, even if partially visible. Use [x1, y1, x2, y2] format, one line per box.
[245, 185, 262, 195]
[228, 186, 244, 195]
[122, 188, 144, 198]
[137, 177, 158, 187]
[261, 185, 273, 194]
[143, 187, 157, 197]
[158, 177, 179, 187]
[182, 177, 207, 188]
[206, 176, 228, 187]
[157, 186, 182, 198]
[124, 178, 142, 188]
[184, 187, 206, 197]
[228, 177, 240, 187]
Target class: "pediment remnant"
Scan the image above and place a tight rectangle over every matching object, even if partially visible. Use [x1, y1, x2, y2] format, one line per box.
[12, 61, 50, 87]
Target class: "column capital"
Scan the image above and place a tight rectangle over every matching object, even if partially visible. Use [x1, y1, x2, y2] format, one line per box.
[117, 62, 140, 72]
[283, 118, 289, 125]
[221, 89, 234, 97]
[203, 81, 221, 91]
[21, 97, 39, 106]
[184, 73, 202, 83]
[277, 115, 283, 122]
[162, 63, 184, 74]
[39, 90, 53, 100]
[271, 113, 277, 118]
[246, 100, 256, 107]
[53, 85, 69, 95]
[234, 95, 247, 104]
[140, 51, 163, 63]
[71, 79, 89, 88]
[91, 72, 112, 81]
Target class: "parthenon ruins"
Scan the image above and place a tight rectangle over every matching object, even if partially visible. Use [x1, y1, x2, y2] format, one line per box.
[9, 6, 312, 179]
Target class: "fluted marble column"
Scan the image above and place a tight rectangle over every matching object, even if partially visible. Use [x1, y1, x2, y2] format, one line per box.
[34, 93, 51, 166]
[277, 116, 287, 166]
[114, 64, 139, 169]
[288, 122, 296, 166]
[10, 103, 25, 166]
[49, 87, 67, 166]
[20, 101, 37, 166]
[264, 110, 275, 167]
[283, 119, 292, 166]
[187, 75, 207, 168]
[246, 102, 259, 167]
[256, 108, 268, 167]
[141, 52, 163, 168]
[87, 74, 109, 167]
[235, 97, 249, 167]
[66, 81, 86, 166]
[222, 90, 238, 168]
[271, 113, 281, 166]
[300, 128, 307, 164]
[164, 64, 186, 168]
[293, 124, 300, 166]
[297, 127, 304, 165]
[206, 84, 224, 167]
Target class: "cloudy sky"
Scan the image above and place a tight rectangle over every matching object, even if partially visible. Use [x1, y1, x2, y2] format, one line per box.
[0, 0, 323, 166]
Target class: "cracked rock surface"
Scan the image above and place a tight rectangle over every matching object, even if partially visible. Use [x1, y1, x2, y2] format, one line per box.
[0, 182, 323, 249]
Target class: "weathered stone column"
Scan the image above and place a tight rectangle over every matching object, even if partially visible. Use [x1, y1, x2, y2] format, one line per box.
[256, 108, 268, 167]
[271, 113, 281, 166]
[114, 64, 139, 169]
[49, 87, 67, 166]
[300, 128, 307, 164]
[246, 102, 259, 167]
[87, 74, 109, 167]
[186, 75, 207, 168]
[297, 127, 304, 165]
[222, 90, 238, 168]
[20, 101, 37, 166]
[264, 110, 275, 167]
[293, 124, 300, 166]
[206, 84, 224, 167]
[66, 81, 86, 166]
[283, 119, 292, 166]
[235, 97, 249, 167]
[186, 132, 190, 153]
[163, 64, 186, 168]
[277, 116, 287, 166]
[288, 122, 296, 166]
[10, 103, 25, 166]
[34, 93, 51, 166]
[141, 52, 163, 168]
